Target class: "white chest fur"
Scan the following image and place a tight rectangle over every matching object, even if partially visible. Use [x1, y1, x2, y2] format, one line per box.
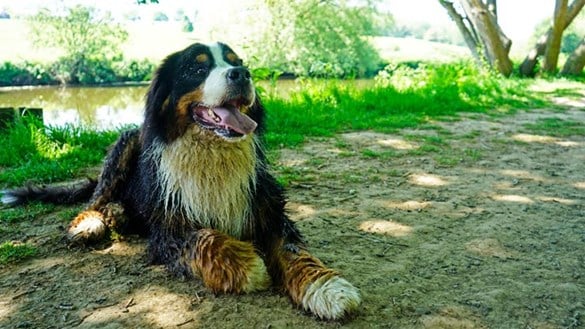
[154, 130, 257, 238]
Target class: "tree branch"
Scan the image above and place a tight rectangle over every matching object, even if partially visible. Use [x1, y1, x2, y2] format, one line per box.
[438, 0, 482, 61]
[519, 0, 585, 76]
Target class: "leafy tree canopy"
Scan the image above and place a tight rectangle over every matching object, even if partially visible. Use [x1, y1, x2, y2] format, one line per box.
[246, 0, 388, 78]
[28, 5, 128, 61]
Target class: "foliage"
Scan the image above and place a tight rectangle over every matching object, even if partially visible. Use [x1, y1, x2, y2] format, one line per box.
[0, 61, 55, 86]
[561, 32, 582, 54]
[0, 59, 155, 86]
[27, 5, 128, 84]
[0, 116, 120, 187]
[0, 241, 37, 265]
[153, 11, 169, 21]
[182, 16, 194, 32]
[246, 0, 384, 78]
[262, 61, 543, 149]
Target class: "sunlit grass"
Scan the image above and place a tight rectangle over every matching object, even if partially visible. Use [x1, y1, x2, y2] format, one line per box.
[0, 117, 120, 186]
[262, 62, 546, 149]
[0, 62, 554, 187]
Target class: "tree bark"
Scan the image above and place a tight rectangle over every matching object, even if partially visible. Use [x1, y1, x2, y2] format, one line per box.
[486, 0, 497, 21]
[542, 0, 568, 73]
[561, 37, 585, 75]
[519, 0, 585, 76]
[459, 0, 513, 76]
[438, 0, 482, 61]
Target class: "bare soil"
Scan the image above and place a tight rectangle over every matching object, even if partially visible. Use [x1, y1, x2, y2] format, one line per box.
[1, 105, 585, 329]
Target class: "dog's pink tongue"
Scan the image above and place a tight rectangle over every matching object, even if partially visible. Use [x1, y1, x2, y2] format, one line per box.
[213, 107, 257, 135]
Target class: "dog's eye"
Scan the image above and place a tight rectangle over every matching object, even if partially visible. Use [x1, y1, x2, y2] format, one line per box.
[195, 67, 208, 75]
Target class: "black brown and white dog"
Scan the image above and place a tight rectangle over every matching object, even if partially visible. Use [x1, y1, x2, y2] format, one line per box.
[1, 42, 360, 320]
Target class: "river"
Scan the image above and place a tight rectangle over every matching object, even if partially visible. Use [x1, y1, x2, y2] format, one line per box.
[0, 80, 374, 130]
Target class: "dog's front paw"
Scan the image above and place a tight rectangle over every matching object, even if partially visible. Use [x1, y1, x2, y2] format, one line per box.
[301, 275, 361, 320]
[193, 230, 271, 294]
[67, 210, 107, 244]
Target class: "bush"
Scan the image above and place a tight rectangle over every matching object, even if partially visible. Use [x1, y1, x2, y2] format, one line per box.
[0, 61, 55, 86]
[0, 58, 155, 86]
[246, 0, 382, 78]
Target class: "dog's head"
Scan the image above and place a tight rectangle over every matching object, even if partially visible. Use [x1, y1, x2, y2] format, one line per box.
[143, 42, 264, 144]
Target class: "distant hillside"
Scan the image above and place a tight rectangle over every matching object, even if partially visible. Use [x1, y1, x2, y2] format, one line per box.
[371, 36, 472, 63]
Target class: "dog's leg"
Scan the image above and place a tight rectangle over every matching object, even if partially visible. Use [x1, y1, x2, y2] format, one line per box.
[266, 238, 361, 320]
[67, 129, 140, 244]
[180, 228, 271, 294]
[253, 171, 361, 320]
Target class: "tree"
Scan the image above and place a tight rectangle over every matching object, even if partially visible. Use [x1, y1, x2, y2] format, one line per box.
[441, 0, 585, 77]
[519, 0, 585, 76]
[543, 0, 568, 73]
[438, 0, 512, 76]
[246, 0, 384, 77]
[561, 37, 585, 75]
[28, 5, 128, 84]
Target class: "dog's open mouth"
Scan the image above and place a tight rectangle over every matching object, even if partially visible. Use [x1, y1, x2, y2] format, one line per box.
[191, 100, 257, 139]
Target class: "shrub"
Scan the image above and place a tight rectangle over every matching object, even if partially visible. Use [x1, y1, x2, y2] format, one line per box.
[0, 61, 55, 86]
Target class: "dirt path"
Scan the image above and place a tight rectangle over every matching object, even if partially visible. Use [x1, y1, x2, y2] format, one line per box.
[1, 105, 584, 328]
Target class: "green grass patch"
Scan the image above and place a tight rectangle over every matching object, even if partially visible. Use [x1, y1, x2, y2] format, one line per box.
[0, 241, 37, 265]
[522, 118, 585, 137]
[0, 117, 120, 187]
[262, 62, 546, 150]
[0, 62, 555, 187]
[361, 149, 396, 159]
[0, 203, 56, 223]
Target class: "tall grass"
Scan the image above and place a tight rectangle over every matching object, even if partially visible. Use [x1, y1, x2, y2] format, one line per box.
[0, 62, 548, 187]
[263, 61, 545, 148]
[0, 117, 119, 186]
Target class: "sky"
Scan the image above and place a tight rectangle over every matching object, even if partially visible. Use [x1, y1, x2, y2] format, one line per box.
[384, 0, 555, 42]
[0, 0, 558, 44]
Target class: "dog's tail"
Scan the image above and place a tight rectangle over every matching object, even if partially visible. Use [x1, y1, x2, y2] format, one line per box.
[1, 178, 97, 207]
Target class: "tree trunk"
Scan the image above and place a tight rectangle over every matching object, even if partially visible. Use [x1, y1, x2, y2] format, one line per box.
[542, 0, 568, 73]
[438, 0, 482, 61]
[561, 37, 585, 75]
[519, 0, 585, 76]
[459, 0, 513, 76]
[486, 0, 497, 21]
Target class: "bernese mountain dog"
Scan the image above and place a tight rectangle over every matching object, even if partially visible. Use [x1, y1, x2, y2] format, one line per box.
[1, 42, 361, 320]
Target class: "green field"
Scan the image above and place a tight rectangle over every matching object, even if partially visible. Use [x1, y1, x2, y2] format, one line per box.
[0, 19, 471, 64]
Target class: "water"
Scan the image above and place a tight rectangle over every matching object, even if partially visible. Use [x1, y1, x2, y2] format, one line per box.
[0, 85, 148, 130]
[0, 79, 373, 130]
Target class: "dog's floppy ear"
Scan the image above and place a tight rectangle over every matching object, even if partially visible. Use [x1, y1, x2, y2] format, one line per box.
[145, 53, 179, 120]
[142, 53, 180, 145]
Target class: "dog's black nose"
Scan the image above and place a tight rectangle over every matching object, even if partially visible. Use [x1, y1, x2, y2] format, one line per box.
[227, 67, 251, 85]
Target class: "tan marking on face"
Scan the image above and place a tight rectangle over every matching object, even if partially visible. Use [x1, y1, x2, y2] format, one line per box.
[196, 53, 209, 63]
[168, 89, 204, 140]
[226, 52, 239, 64]
[240, 105, 251, 115]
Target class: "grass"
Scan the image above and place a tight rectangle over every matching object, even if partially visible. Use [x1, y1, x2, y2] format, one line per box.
[0, 241, 37, 265]
[522, 117, 585, 137]
[0, 203, 56, 223]
[0, 61, 561, 189]
[0, 117, 121, 186]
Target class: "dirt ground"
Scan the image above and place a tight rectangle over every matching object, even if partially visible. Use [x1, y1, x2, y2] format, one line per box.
[1, 99, 584, 328]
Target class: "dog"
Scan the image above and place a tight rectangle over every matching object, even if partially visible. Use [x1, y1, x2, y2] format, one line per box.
[1, 42, 360, 320]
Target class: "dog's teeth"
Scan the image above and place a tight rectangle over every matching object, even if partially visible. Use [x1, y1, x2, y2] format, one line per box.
[208, 109, 221, 123]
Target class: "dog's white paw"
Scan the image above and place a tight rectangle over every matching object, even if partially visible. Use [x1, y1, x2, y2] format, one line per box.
[301, 275, 361, 320]
[67, 211, 107, 243]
